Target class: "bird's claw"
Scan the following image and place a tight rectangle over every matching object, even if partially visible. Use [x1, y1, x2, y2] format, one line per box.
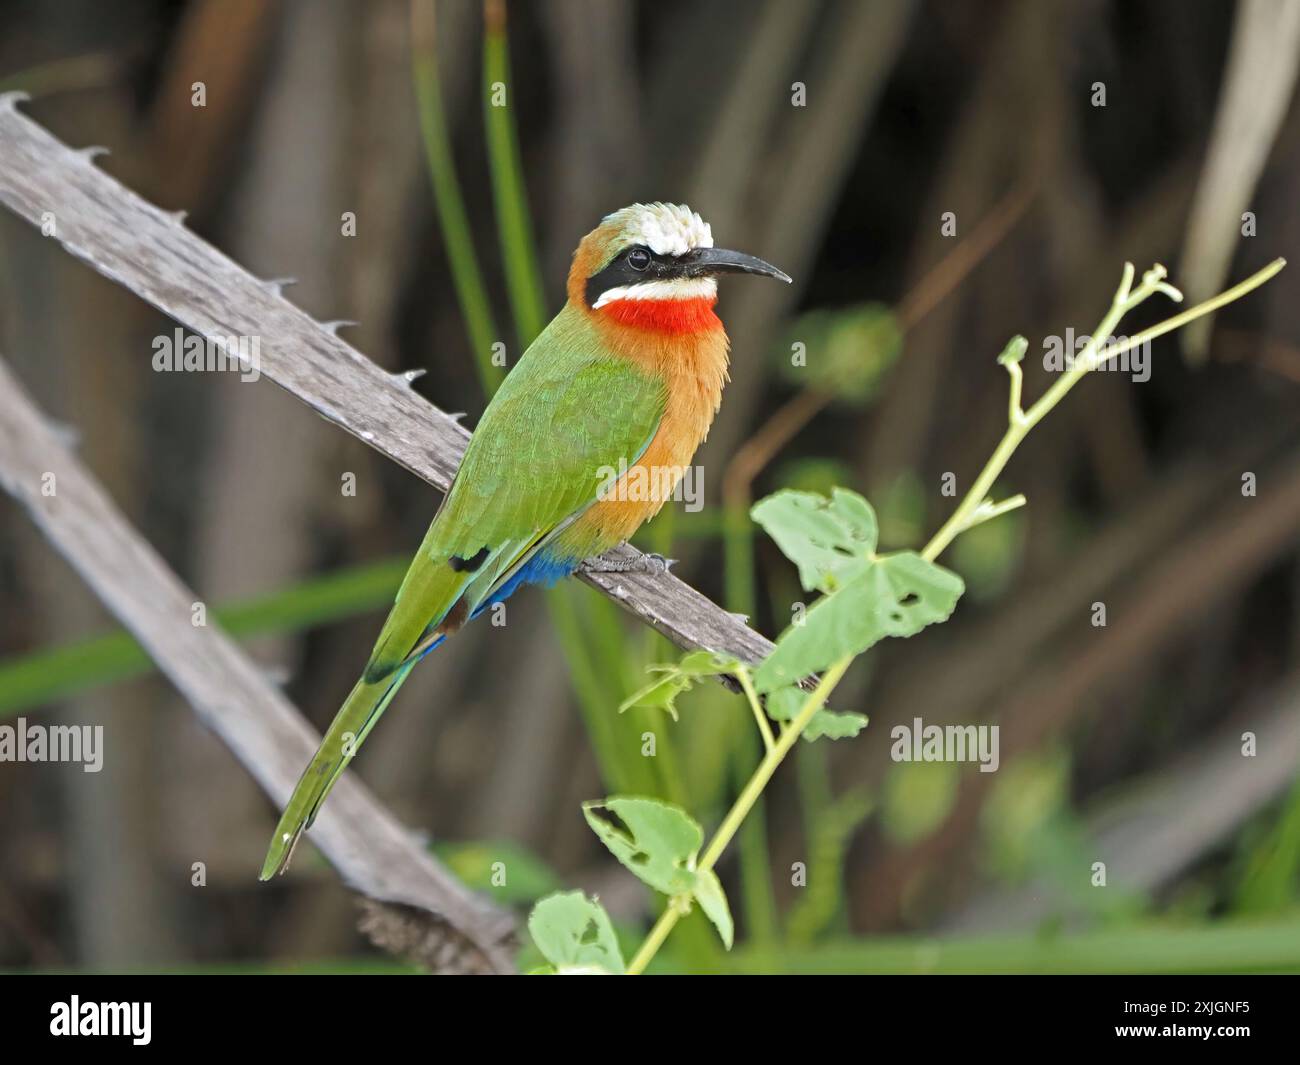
[586, 551, 676, 575]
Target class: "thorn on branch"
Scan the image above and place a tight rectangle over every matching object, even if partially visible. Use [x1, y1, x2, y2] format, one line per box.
[394, 368, 427, 386]
[262, 277, 298, 296]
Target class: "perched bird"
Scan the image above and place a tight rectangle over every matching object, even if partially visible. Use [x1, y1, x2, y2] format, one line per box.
[261, 202, 790, 878]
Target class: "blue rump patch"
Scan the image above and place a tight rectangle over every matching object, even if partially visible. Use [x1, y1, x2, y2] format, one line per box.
[415, 551, 582, 663]
[473, 551, 581, 616]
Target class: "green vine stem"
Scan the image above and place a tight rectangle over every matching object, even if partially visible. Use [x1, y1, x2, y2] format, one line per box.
[736, 667, 775, 753]
[924, 259, 1283, 562]
[627, 657, 853, 974]
[624, 257, 1286, 975]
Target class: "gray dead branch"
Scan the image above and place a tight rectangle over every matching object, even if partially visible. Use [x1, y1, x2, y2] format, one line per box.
[0, 354, 516, 974]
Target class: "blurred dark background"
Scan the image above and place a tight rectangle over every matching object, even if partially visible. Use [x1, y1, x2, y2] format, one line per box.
[1, 0, 1298, 972]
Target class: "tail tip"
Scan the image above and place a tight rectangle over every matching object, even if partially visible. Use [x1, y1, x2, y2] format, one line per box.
[259, 826, 304, 881]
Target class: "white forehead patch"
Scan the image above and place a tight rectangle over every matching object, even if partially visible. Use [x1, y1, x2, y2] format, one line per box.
[609, 202, 713, 257]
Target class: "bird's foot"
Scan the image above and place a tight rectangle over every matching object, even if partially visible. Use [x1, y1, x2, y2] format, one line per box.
[586, 551, 676, 575]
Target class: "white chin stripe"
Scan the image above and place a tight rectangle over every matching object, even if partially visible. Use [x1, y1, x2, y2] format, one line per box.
[593, 277, 718, 309]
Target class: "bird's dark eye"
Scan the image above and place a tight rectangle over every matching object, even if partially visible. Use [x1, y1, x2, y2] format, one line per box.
[627, 247, 652, 271]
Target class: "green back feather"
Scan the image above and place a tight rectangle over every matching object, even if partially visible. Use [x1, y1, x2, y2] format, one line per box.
[428, 304, 667, 559]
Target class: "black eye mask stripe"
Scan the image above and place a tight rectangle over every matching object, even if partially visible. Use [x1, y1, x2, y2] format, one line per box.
[585, 246, 690, 306]
[584, 245, 791, 306]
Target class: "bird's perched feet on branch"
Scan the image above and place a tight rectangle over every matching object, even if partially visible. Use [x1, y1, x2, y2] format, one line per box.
[585, 551, 676, 575]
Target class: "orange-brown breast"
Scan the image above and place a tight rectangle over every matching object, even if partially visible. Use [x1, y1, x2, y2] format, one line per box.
[558, 296, 730, 556]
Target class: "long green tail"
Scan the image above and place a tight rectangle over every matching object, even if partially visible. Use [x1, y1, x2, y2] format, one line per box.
[259, 661, 416, 879]
[260, 551, 473, 879]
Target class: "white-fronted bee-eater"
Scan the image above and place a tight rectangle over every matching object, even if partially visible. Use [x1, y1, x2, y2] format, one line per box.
[262, 202, 791, 878]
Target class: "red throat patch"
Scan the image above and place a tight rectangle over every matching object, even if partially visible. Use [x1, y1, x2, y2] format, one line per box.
[597, 296, 722, 335]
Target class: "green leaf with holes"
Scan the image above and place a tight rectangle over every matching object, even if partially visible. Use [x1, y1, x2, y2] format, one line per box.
[752, 488, 879, 594]
[754, 550, 963, 692]
[527, 891, 624, 974]
[582, 796, 735, 950]
[583, 797, 702, 895]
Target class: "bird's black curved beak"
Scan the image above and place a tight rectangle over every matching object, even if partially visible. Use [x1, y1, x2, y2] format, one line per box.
[684, 247, 792, 283]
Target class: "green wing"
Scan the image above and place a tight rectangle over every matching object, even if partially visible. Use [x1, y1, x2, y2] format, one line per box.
[366, 310, 667, 679]
[427, 312, 668, 563]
